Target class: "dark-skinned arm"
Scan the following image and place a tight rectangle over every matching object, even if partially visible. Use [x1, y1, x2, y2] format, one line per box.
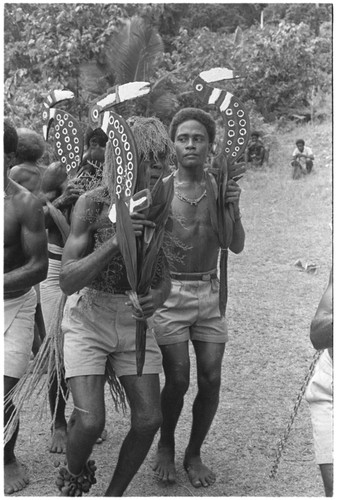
[4, 193, 48, 292]
[310, 271, 333, 350]
[59, 194, 155, 296]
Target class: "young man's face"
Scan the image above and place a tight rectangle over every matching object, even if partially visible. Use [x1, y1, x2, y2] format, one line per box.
[174, 119, 211, 169]
[297, 143, 304, 152]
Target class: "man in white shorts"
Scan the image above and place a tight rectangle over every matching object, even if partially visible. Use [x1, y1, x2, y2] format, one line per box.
[305, 271, 333, 497]
[4, 119, 48, 494]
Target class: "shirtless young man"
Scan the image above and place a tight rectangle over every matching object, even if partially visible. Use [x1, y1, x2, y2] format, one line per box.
[58, 117, 173, 496]
[9, 127, 48, 354]
[4, 119, 48, 494]
[152, 108, 245, 488]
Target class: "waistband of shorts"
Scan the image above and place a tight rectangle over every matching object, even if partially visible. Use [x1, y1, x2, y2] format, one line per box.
[81, 286, 131, 299]
[48, 251, 62, 261]
[170, 269, 217, 281]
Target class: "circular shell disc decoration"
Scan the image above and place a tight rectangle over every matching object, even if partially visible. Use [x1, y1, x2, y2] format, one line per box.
[52, 110, 84, 178]
[220, 95, 250, 160]
[101, 110, 138, 205]
[193, 74, 250, 162]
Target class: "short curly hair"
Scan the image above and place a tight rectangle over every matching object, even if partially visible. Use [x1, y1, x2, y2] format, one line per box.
[15, 128, 45, 162]
[296, 139, 305, 146]
[169, 108, 216, 144]
[4, 119, 18, 155]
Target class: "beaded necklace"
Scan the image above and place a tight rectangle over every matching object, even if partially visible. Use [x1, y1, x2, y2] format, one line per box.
[175, 188, 207, 206]
[173, 170, 207, 206]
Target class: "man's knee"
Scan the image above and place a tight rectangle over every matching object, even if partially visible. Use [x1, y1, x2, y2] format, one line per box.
[132, 408, 162, 435]
[74, 409, 105, 438]
[198, 371, 221, 396]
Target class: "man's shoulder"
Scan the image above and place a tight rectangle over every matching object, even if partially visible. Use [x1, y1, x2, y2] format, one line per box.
[7, 178, 43, 211]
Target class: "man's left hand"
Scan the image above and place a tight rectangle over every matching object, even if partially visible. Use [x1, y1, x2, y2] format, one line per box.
[127, 292, 156, 320]
[225, 179, 241, 208]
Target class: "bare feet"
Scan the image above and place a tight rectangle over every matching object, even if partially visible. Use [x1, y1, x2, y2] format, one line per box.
[50, 425, 67, 453]
[4, 459, 29, 494]
[183, 454, 216, 488]
[152, 444, 177, 483]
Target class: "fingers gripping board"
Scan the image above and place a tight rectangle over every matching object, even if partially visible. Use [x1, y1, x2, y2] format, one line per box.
[193, 75, 250, 162]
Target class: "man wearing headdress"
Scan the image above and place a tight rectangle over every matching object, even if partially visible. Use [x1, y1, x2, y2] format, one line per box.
[152, 108, 245, 489]
[57, 116, 174, 496]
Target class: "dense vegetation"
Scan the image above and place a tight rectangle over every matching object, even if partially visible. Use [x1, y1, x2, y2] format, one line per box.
[4, 3, 332, 141]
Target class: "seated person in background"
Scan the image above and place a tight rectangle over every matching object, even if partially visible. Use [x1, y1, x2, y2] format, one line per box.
[244, 131, 266, 166]
[291, 139, 314, 176]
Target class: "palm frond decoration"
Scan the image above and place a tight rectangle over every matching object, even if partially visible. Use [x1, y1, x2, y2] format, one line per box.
[103, 16, 164, 85]
[105, 111, 174, 376]
[79, 16, 178, 122]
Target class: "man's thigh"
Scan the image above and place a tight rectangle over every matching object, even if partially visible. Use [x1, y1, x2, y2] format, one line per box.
[119, 374, 161, 416]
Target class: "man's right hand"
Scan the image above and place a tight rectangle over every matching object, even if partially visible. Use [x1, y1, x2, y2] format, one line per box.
[130, 212, 156, 237]
[55, 181, 84, 209]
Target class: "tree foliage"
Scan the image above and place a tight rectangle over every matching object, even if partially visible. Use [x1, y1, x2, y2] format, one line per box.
[3, 3, 332, 135]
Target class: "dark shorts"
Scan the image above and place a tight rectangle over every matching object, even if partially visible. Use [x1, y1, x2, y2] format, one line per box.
[153, 278, 228, 345]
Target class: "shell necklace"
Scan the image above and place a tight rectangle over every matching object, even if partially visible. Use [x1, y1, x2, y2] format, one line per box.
[175, 188, 207, 206]
[174, 171, 207, 206]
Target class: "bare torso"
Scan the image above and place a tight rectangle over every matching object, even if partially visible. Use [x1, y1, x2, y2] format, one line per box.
[168, 177, 219, 273]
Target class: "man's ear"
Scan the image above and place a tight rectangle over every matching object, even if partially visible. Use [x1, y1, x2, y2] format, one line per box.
[5, 152, 16, 169]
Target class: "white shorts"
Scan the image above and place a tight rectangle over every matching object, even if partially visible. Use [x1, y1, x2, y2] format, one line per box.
[4, 288, 37, 379]
[305, 350, 333, 464]
[40, 244, 63, 332]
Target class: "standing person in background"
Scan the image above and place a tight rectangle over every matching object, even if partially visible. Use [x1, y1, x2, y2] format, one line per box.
[4, 119, 48, 494]
[9, 127, 48, 354]
[305, 271, 333, 497]
[152, 108, 245, 489]
[291, 139, 315, 178]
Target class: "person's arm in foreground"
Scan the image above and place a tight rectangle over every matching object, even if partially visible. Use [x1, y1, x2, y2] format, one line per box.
[310, 271, 332, 350]
[60, 194, 155, 295]
[4, 192, 48, 293]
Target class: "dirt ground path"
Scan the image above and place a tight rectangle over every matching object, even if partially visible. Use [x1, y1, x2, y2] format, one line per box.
[10, 122, 332, 497]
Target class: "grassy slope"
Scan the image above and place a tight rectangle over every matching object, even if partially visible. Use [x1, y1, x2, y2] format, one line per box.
[14, 121, 332, 497]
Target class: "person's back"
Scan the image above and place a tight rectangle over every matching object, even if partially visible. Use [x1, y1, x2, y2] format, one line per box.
[9, 127, 46, 196]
